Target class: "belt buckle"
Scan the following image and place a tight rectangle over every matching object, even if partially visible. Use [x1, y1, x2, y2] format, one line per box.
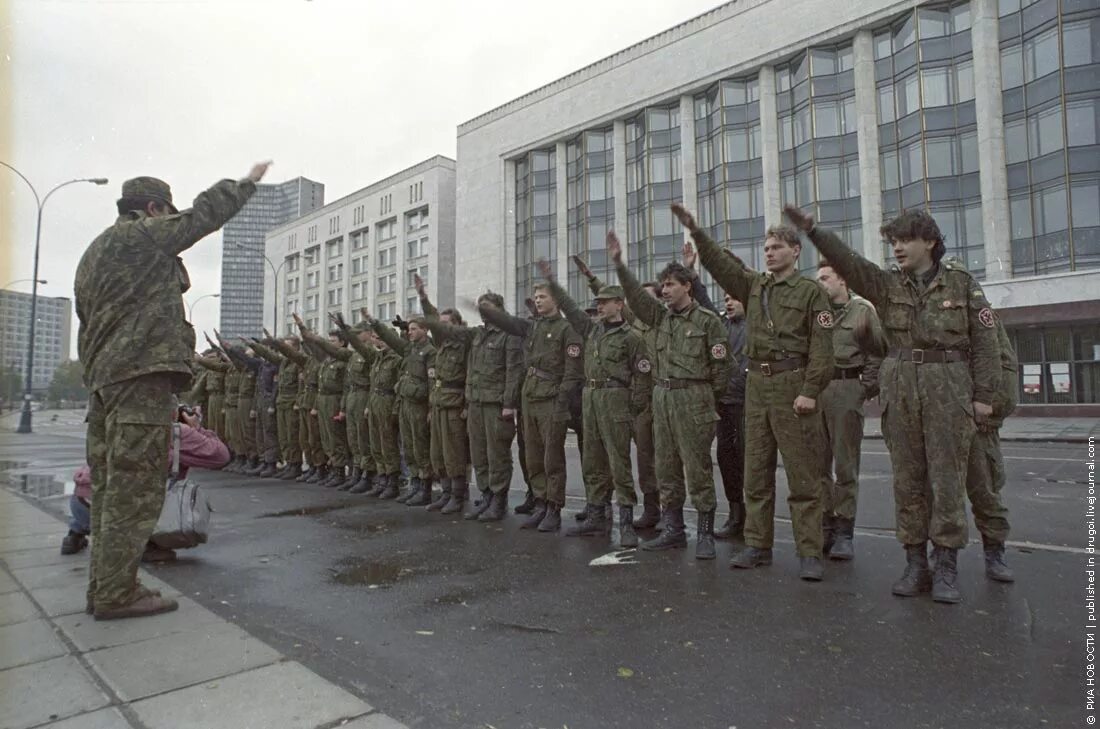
[760, 362, 772, 376]
[911, 349, 924, 364]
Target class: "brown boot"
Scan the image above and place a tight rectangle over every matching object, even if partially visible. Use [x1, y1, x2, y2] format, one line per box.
[142, 546, 177, 563]
[94, 593, 179, 621]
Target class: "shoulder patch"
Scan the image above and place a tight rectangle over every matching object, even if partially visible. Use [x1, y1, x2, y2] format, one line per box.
[817, 311, 835, 329]
[636, 358, 652, 374]
[711, 343, 727, 360]
[978, 307, 996, 328]
[566, 344, 581, 358]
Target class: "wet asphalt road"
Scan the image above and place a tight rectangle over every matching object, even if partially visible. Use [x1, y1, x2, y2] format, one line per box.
[1, 432, 1088, 729]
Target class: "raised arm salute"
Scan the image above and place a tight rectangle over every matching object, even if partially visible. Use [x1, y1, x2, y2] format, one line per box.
[785, 203, 999, 604]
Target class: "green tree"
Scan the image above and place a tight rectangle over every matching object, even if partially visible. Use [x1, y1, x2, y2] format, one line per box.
[47, 360, 87, 405]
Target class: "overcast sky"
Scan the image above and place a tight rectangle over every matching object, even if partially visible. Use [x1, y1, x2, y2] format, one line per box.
[2, 0, 722, 356]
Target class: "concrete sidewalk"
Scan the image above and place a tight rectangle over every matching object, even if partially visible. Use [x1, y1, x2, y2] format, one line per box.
[0, 489, 407, 729]
[862, 414, 1099, 442]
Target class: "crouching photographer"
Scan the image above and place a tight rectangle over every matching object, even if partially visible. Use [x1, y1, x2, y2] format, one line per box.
[63, 404, 231, 563]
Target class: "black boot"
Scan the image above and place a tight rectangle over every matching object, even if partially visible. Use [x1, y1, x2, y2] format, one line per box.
[715, 502, 745, 541]
[891, 543, 932, 597]
[348, 471, 375, 494]
[633, 492, 661, 530]
[295, 465, 314, 482]
[465, 488, 492, 520]
[379, 474, 400, 499]
[280, 464, 301, 481]
[520, 498, 547, 529]
[729, 546, 773, 569]
[324, 467, 346, 489]
[272, 464, 288, 478]
[365, 473, 388, 497]
[479, 490, 508, 522]
[305, 465, 328, 484]
[799, 556, 824, 581]
[931, 546, 962, 604]
[695, 510, 716, 560]
[573, 506, 590, 522]
[822, 514, 837, 557]
[396, 476, 419, 504]
[565, 503, 611, 537]
[830, 517, 855, 561]
[409, 477, 434, 507]
[60, 531, 88, 555]
[537, 502, 561, 532]
[514, 489, 536, 515]
[259, 462, 278, 478]
[982, 539, 1015, 583]
[441, 477, 468, 514]
[640, 508, 687, 551]
[244, 458, 264, 476]
[337, 467, 359, 491]
[429, 479, 452, 511]
[618, 505, 638, 548]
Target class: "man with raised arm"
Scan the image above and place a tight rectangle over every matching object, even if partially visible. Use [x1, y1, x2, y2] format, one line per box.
[673, 203, 834, 581]
[355, 309, 407, 499]
[323, 314, 377, 494]
[608, 230, 730, 560]
[784, 204, 999, 604]
[252, 330, 305, 480]
[478, 282, 584, 533]
[293, 314, 351, 489]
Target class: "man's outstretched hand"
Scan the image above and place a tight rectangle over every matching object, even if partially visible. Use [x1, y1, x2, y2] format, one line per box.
[246, 161, 273, 184]
[783, 204, 815, 234]
[671, 203, 698, 233]
[607, 230, 623, 264]
[571, 254, 593, 280]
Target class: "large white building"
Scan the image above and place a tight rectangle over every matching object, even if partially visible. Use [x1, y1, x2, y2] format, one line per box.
[265, 156, 456, 336]
[0, 290, 72, 393]
[455, 0, 1100, 413]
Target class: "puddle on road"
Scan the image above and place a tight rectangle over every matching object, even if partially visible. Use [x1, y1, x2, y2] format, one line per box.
[0, 460, 73, 500]
[329, 557, 415, 587]
[259, 502, 360, 518]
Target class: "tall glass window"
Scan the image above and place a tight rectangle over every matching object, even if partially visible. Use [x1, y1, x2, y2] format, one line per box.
[566, 129, 615, 301]
[626, 103, 683, 282]
[515, 148, 557, 309]
[1001, 0, 1100, 275]
[695, 77, 764, 297]
[876, 3, 983, 276]
[778, 44, 862, 274]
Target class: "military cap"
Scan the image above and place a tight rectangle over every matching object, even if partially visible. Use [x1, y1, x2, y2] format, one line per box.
[594, 284, 625, 301]
[119, 176, 178, 213]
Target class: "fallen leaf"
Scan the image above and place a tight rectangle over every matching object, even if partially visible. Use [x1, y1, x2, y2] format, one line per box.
[663, 607, 672, 613]
[617, 667, 634, 678]
[416, 630, 434, 636]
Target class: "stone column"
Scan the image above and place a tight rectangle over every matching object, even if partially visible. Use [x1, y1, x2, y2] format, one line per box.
[680, 94, 698, 245]
[503, 158, 517, 309]
[854, 29, 884, 265]
[613, 120, 628, 258]
[555, 140, 569, 281]
[972, 0, 1011, 281]
[758, 66, 782, 229]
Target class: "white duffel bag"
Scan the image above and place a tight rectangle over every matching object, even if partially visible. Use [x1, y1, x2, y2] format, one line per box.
[150, 424, 213, 550]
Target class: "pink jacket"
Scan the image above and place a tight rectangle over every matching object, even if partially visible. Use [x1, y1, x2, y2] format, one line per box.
[73, 424, 229, 499]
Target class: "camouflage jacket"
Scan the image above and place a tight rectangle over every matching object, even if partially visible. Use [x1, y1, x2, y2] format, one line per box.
[75, 178, 255, 392]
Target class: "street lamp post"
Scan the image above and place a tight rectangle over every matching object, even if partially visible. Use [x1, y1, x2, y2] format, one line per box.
[1, 161, 108, 434]
[233, 242, 286, 335]
[187, 292, 221, 321]
[2, 279, 48, 290]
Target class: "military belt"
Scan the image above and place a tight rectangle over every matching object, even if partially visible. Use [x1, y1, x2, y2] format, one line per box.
[372, 387, 397, 396]
[832, 366, 865, 381]
[747, 356, 804, 376]
[527, 366, 558, 381]
[586, 378, 627, 389]
[434, 379, 466, 390]
[655, 378, 708, 390]
[888, 348, 968, 364]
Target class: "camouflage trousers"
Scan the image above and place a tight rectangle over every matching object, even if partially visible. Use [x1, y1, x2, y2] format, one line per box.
[819, 378, 866, 520]
[652, 384, 719, 512]
[632, 407, 658, 497]
[255, 396, 278, 464]
[430, 405, 467, 479]
[581, 387, 637, 507]
[369, 392, 401, 475]
[967, 426, 1011, 544]
[743, 370, 828, 557]
[345, 389, 373, 473]
[880, 359, 975, 550]
[277, 403, 301, 465]
[236, 400, 257, 458]
[467, 402, 516, 495]
[521, 397, 569, 506]
[399, 399, 431, 480]
[86, 373, 173, 611]
[316, 393, 348, 469]
[206, 393, 225, 441]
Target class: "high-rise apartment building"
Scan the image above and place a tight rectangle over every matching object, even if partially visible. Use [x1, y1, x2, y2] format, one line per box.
[0, 290, 72, 393]
[265, 157, 456, 336]
[219, 177, 324, 338]
[456, 0, 1100, 413]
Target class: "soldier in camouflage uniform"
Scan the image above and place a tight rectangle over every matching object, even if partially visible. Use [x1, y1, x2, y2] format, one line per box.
[679, 205, 834, 579]
[814, 261, 885, 561]
[186, 363, 209, 416]
[195, 353, 227, 442]
[296, 339, 327, 482]
[295, 314, 351, 489]
[223, 337, 260, 473]
[544, 262, 652, 548]
[221, 359, 243, 470]
[479, 285, 585, 533]
[326, 314, 377, 494]
[371, 314, 436, 505]
[609, 230, 731, 560]
[76, 164, 266, 619]
[251, 332, 304, 480]
[355, 310, 404, 498]
[787, 204, 999, 604]
[423, 288, 524, 522]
